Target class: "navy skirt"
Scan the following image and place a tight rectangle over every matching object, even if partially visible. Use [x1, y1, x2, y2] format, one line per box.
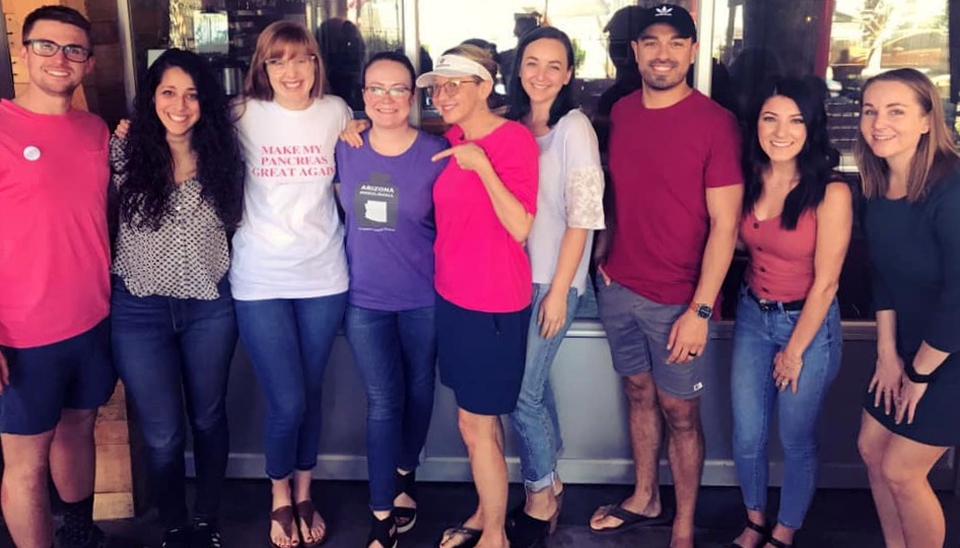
[436, 293, 531, 416]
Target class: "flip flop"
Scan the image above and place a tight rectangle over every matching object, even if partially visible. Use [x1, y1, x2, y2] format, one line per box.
[438, 523, 482, 548]
[295, 500, 327, 547]
[270, 505, 300, 548]
[589, 502, 672, 535]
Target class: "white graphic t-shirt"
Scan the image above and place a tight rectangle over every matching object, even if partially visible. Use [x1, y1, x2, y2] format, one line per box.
[231, 96, 352, 300]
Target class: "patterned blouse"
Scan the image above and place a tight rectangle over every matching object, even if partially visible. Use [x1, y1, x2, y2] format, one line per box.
[110, 137, 230, 300]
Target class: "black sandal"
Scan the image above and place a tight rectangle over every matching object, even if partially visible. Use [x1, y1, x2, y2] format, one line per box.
[726, 520, 769, 548]
[766, 537, 793, 548]
[438, 524, 482, 548]
[394, 469, 418, 534]
[366, 512, 397, 548]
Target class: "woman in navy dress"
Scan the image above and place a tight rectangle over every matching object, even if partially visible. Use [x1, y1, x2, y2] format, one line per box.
[856, 68, 960, 548]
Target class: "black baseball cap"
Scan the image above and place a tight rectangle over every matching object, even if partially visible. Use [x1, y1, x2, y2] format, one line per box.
[634, 3, 697, 43]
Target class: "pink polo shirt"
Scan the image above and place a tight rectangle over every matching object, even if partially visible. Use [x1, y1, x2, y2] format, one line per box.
[0, 100, 111, 348]
[433, 121, 539, 313]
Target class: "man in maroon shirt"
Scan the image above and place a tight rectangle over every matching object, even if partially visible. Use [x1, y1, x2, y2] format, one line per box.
[589, 5, 743, 548]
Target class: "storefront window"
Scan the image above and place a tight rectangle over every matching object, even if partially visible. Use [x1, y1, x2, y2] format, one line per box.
[111, 0, 955, 322]
[124, 0, 402, 103]
[709, 0, 956, 320]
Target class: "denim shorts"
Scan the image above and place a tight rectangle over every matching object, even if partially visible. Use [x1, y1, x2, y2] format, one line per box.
[596, 276, 708, 399]
[0, 319, 116, 434]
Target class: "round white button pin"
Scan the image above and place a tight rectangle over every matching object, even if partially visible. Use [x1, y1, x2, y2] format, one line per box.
[23, 146, 41, 161]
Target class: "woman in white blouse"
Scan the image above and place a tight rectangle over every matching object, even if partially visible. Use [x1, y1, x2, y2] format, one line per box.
[501, 26, 605, 548]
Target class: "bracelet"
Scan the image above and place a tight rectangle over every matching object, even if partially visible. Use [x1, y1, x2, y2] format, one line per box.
[905, 367, 934, 384]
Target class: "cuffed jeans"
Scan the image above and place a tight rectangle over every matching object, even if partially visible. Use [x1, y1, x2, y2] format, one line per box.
[508, 284, 579, 491]
[111, 276, 237, 528]
[344, 305, 437, 511]
[234, 293, 347, 480]
[731, 287, 842, 529]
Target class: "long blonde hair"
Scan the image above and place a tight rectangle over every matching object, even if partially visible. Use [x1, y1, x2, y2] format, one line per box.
[855, 68, 960, 201]
[243, 20, 326, 102]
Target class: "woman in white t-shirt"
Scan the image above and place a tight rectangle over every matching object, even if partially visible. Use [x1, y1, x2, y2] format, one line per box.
[231, 20, 351, 548]
[502, 27, 605, 548]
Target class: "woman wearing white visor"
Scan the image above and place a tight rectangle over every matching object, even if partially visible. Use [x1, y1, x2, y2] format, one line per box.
[422, 45, 539, 548]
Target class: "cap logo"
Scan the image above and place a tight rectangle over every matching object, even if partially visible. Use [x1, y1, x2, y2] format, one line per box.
[655, 6, 673, 16]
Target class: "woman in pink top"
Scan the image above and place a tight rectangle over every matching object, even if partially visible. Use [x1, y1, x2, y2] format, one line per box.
[416, 44, 538, 548]
[728, 77, 852, 548]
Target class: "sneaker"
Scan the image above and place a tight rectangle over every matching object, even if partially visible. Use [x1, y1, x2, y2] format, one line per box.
[160, 527, 191, 548]
[192, 520, 223, 548]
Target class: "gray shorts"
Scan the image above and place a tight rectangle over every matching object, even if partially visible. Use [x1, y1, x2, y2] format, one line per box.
[596, 276, 708, 399]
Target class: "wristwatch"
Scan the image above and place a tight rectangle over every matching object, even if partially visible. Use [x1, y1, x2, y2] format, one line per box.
[689, 302, 712, 319]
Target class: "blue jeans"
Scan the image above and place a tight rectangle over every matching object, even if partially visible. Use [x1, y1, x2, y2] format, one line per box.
[234, 293, 347, 479]
[344, 305, 437, 511]
[110, 276, 237, 528]
[731, 287, 842, 529]
[508, 284, 579, 491]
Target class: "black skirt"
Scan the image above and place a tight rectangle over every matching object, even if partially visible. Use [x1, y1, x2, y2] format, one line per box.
[436, 293, 531, 416]
[863, 356, 960, 447]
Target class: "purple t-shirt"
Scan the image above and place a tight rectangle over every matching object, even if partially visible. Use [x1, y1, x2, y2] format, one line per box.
[336, 130, 449, 310]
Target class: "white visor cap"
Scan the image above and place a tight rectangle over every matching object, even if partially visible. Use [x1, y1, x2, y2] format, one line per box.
[415, 54, 494, 88]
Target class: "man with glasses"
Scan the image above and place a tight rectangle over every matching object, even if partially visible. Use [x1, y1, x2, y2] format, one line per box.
[0, 6, 114, 548]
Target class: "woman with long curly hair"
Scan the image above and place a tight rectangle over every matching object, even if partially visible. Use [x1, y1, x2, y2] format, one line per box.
[109, 48, 243, 548]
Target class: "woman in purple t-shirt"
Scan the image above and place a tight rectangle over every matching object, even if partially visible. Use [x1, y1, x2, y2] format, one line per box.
[335, 52, 448, 548]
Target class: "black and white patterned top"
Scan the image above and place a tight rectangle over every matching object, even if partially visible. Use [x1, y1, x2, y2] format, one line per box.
[110, 137, 230, 300]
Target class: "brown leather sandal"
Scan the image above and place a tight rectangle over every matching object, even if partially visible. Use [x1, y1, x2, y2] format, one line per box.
[295, 500, 327, 547]
[270, 505, 300, 548]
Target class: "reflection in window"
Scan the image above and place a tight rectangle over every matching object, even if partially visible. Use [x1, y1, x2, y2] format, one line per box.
[710, 0, 955, 320]
[317, 0, 402, 111]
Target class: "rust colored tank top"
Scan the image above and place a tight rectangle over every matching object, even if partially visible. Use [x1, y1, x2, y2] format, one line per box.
[740, 208, 816, 302]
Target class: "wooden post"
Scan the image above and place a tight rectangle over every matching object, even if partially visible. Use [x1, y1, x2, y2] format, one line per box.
[93, 383, 135, 520]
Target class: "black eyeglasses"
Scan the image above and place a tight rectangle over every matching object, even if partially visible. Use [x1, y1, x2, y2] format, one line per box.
[24, 39, 92, 63]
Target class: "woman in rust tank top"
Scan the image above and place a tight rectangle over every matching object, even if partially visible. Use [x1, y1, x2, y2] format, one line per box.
[727, 77, 853, 548]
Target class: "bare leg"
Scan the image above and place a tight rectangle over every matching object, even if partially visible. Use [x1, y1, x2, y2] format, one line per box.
[441, 409, 508, 548]
[659, 391, 703, 548]
[858, 412, 905, 548]
[49, 409, 97, 503]
[881, 435, 948, 548]
[1, 429, 56, 548]
[590, 373, 663, 530]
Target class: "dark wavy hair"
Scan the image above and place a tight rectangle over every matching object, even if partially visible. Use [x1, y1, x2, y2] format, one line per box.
[743, 76, 840, 230]
[119, 49, 244, 232]
[505, 26, 578, 128]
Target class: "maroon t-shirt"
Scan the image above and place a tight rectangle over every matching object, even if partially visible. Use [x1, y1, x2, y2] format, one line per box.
[605, 89, 742, 305]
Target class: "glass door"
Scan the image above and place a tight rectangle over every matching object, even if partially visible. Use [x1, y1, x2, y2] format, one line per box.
[1, 5, 16, 100]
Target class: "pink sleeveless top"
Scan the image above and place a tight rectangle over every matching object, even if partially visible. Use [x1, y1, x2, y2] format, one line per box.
[740, 209, 817, 302]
